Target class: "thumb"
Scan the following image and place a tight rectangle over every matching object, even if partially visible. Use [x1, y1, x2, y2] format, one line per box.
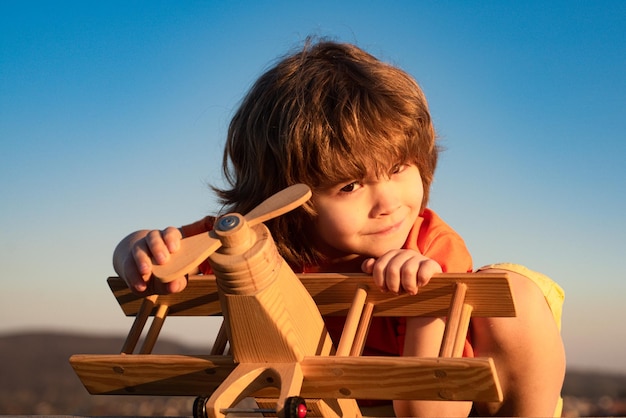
[361, 257, 375, 274]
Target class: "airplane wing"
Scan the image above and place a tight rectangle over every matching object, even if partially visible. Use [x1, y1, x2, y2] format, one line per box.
[107, 272, 514, 318]
[70, 353, 501, 402]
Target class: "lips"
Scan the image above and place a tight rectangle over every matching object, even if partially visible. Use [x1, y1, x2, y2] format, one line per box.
[370, 219, 404, 236]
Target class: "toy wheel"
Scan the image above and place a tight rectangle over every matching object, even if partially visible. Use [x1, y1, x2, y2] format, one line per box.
[193, 396, 209, 418]
[284, 396, 307, 418]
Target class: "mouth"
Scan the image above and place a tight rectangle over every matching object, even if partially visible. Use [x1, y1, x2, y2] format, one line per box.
[369, 219, 405, 236]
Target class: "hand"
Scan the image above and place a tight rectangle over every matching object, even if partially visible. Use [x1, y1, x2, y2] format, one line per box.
[361, 249, 442, 295]
[115, 227, 188, 295]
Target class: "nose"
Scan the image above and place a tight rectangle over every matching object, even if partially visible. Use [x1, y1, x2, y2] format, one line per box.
[369, 181, 401, 218]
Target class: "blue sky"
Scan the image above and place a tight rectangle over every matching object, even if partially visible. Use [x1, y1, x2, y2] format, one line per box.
[1, 1, 625, 373]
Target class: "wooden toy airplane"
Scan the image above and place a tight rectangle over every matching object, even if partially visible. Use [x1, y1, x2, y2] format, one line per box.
[70, 184, 516, 418]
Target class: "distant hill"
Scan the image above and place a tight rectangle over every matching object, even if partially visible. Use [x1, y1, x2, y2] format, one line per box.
[0, 331, 201, 415]
[562, 369, 626, 399]
[1, 331, 625, 415]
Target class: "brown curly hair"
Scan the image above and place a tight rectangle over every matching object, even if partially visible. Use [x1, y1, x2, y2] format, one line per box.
[214, 39, 439, 268]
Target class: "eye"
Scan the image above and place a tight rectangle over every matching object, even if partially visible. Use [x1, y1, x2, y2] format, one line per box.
[339, 181, 361, 193]
[390, 164, 407, 175]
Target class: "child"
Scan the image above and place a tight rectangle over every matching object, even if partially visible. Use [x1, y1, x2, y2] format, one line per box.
[113, 39, 565, 417]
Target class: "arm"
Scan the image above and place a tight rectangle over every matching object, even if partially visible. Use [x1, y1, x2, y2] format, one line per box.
[395, 316, 472, 417]
[361, 249, 473, 417]
[470, 266, 565, 416]
[383, 212, 473, 416]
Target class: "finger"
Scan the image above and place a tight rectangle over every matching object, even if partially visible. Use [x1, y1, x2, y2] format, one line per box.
[383, 251, 419, 294]
[131, 238, 153, 275]
[141, 275, 183, 295]
[162, 226, 182, 253]
[372, 252, 411, 294]
[124, 252, 150, 294]
[145, 230, 171, 265]
[399, 258, 421, 296]
[166, 276, 188, 294]
[361, 258, 375, 274]
[370, 253, 394, 292]
[416, 259, 442, 287]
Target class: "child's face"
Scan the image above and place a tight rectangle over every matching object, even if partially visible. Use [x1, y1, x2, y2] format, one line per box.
[311, 164, 424, 260]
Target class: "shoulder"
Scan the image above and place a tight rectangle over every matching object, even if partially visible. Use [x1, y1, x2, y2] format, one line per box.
[416, 208, 464, 245]
[407, 208, 472, 272]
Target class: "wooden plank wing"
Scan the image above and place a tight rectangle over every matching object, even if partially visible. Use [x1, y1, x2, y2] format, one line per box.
[70, 354, 501, 402]
[300, 356, 501, 402]
[108, 272, 515, 318]
[70, 354, 235, 396]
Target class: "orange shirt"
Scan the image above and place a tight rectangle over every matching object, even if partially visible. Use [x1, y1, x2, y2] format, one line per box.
[405, 208, 473, 274]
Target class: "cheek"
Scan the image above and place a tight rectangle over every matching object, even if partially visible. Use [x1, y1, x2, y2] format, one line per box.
[314, 207, 357, 242]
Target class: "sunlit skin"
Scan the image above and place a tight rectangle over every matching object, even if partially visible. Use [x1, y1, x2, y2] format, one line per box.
[310, 163, 442, 295]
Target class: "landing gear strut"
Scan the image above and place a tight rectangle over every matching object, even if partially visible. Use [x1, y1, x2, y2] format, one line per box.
[193, 395, 307, 417]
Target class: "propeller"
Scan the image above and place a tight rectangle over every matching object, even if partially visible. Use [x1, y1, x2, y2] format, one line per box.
[151, 183, 312, 283]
